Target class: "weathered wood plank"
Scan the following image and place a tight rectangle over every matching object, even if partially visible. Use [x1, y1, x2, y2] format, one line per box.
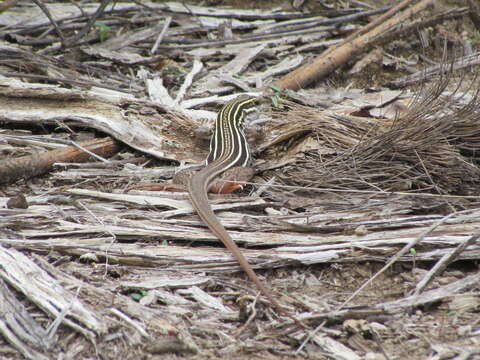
[0, 246, 106, 339]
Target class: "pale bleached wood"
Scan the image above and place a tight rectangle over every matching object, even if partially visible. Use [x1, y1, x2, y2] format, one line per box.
[193, 16, 274, 30]
[1, 134, 65, 150]
[187, 43, 293, 59]
[81, 46, 160, 65]
[65, 188, 265, 217]
[203, 54, 305, 93]
[67, 188, 191, 209]
[157, 25, 338, 51]
[386, 51, 480, 88]
[0, 246, 106, 340]
[109, 308, 148, 337]
[93, 20, 168, 51]
[51, 166, 175, 181]
[181, 286, 232, 313]
[413, 231, 480, 295]
[149, 2, 303, 20]
[2, 224, 480, 273]
[2, 190, 480, 274]
[378, 271, 480, 311]
[175, 58, 203, 105]
[2, 193, 480, 251]
[192, 44, 265, 95]
[30, 254, 188, 338]
[301, 272, 480, 323]
[146, 77, 176, 107]
[0, 2, 125, 28]
[0, 279, 51, 360]
[180, 95, 223, 109]
[243, 54, 304, 89]
[18, 255, 202, 357]
[0, 77, 204, 163]
[312, 334, 361, 360]
[139, 289, 192, 306]
[253, 15, 329, 34]
[119, 276, 210, 290]
[181, 92, 263, 109]
[2, 192, 479, 244]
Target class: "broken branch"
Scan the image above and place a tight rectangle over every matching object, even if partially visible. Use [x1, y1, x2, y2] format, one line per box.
[273, 0, 434, 91]
[0, 137, 120, 186]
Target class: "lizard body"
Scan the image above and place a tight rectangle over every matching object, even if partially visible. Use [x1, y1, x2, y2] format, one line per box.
[187, 95, 289, 316]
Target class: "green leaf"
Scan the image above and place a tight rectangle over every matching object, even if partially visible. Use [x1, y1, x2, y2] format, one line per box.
[271, 95, 279, 108]
[270, 94, 284, 109]
[94, 21, 111, 42]
[270, 84, 281, 93]
[130, 292, 142, 301]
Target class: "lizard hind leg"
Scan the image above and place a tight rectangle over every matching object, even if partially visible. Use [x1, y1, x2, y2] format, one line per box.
[209, 166, 255, 194]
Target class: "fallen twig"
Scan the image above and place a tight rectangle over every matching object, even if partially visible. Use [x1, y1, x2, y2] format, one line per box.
[273, 0, 434, 91]
[413, 231, 480, 295]
[151, 16, 172, 54]
[321, 0, 415, 59]
[380, 271, 480, 311]
[336, 208, 479, 310]
[67, 0, 111, 47]
[0, 137, 120, 185]
[386, 49, 480, 88]
[31, 0, 67, 47]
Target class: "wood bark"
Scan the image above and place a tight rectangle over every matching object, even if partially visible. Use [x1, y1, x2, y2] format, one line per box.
[0, 137, 120, 185]
[273, 0, 434, 91]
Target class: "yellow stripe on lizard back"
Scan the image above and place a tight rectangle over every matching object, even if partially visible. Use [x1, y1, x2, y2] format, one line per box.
[186, 94, 294, 320]
[206, 95, 258, 168]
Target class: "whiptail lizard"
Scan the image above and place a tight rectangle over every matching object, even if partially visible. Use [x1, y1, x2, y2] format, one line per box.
[187, 95, 293, 319]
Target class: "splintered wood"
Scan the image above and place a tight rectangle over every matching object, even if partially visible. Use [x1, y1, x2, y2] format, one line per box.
[1, 0, 480, 359]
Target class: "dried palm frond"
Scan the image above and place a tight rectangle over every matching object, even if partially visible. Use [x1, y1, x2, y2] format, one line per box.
[260, 73, 480, 195]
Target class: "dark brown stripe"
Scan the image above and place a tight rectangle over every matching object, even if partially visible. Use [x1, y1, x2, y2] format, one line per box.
[206, 96, 257, 168]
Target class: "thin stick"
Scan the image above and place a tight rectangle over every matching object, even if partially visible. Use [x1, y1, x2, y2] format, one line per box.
[295, 320, 326, 354]
[0, 138, 120, 185]
[337, 208, 480, 310]
[151, 16, 172, 54]
[321, 0, 415, 58]
[234, 293, 260, 336]
[68, 0, 111, 47]
[76, 201, 117, 279]
[31, 0, 67, 47]
[413, 231, 480, 295]
[68, 140, 110, 163]
[273, 0, 434, 91]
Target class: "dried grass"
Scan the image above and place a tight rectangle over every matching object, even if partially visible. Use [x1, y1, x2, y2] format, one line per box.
[265, 74, 480, 195]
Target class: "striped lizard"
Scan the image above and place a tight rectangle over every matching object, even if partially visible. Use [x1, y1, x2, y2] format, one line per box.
[187, 95, 293, 319]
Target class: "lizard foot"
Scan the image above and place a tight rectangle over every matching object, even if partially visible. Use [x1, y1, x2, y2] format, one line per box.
[124, 166, 254, 194]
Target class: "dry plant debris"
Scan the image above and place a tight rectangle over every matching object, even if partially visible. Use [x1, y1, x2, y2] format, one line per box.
[265, 79, 480, 195]
[1, 1, 480, 359]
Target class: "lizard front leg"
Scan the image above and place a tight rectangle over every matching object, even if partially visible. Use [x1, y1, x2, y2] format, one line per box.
[124, 166, 254, 194]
